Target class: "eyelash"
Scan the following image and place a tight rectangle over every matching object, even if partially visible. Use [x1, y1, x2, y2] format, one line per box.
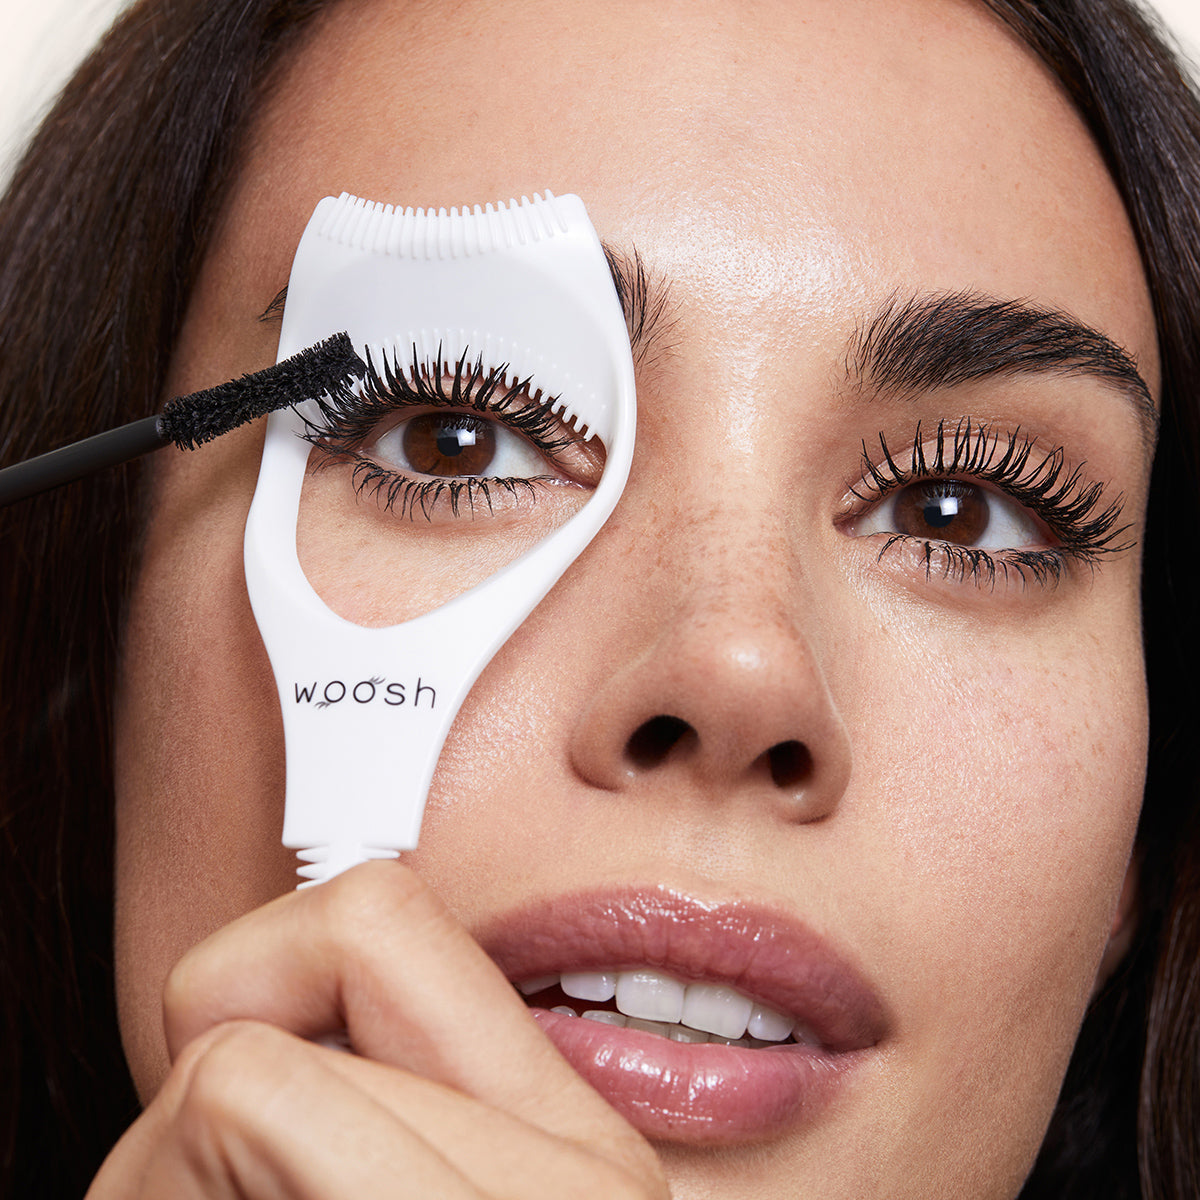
[850, 419, 1133, 588]
[303, 368, 1130, 586]
[302, 346, 572, 520]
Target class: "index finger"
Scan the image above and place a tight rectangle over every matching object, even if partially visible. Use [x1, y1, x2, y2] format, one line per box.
[162, 861, 654, 1168]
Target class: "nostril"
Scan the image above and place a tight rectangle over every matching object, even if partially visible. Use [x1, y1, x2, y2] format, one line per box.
[626, 715, 692, 769]
[767, 740, 812, 789]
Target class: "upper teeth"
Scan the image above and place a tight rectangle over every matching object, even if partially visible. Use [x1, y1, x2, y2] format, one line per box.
[515, 968, 807, 1043]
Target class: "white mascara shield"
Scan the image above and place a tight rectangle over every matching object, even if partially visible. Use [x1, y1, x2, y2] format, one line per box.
[244, 191, 636, 883]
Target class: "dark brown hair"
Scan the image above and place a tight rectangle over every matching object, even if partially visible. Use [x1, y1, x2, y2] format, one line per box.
[976, 3, 1200, 1196]
[0, 2, 327, 1193]
[0, 0, 1198, 1195]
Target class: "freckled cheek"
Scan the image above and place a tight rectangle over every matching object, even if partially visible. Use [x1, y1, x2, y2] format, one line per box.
[863, 650, 1145, 999]
[834, 643, 1146, 1149]
[295, 464, 590, 627]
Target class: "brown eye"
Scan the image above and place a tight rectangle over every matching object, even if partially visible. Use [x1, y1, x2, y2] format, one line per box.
[367, 410, 550, 481]
[893, 481, 989, 545]
[853, 476, 1046, 551]
[400, 414, 497, 477]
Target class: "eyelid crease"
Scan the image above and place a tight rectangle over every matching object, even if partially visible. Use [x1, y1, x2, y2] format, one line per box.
[844, 289, 1159, 457]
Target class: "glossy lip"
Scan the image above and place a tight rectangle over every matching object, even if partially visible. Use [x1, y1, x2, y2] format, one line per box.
[477, 885, 888, 1143]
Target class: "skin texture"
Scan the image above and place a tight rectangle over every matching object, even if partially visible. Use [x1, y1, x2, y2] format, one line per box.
[108, 0, 1156, 1195]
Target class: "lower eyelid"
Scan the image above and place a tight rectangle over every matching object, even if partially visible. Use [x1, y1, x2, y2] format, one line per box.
[869, 534, 1072, 590]
[307, 443, 584, 525]
[348, 460, 535, 522]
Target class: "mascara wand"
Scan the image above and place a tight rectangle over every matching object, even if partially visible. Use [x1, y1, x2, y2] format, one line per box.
[0, 331, 364, 508]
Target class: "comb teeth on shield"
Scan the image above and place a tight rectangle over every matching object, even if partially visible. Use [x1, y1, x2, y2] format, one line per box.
[282, 192, 619, 446]
[244, 191, 636, 886]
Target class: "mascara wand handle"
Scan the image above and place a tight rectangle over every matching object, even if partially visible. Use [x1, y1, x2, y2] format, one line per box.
[0, 416, 165, 507]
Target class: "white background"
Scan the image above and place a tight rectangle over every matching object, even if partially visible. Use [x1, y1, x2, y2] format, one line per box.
[1, 0, 1199, 186]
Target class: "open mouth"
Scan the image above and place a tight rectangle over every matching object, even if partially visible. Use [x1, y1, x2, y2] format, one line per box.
[482, 886, 887, 1141]
[515, 967, 817, 1048]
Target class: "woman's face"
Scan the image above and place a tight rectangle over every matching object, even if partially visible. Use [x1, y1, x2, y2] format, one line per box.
[114, 0, 1157, 1194]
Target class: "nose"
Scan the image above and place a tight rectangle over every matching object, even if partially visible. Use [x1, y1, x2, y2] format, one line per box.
[569, 585, 851, 824]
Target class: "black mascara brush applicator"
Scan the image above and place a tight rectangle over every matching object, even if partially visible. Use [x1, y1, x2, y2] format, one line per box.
[0, 331, 364, 507]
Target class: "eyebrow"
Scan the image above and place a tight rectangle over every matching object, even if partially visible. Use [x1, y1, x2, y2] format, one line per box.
[256, 242, 673, 366]
[258, 288, 288, 323]
[845, 291, 1159, 450]
[601, 242, 674, 366]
